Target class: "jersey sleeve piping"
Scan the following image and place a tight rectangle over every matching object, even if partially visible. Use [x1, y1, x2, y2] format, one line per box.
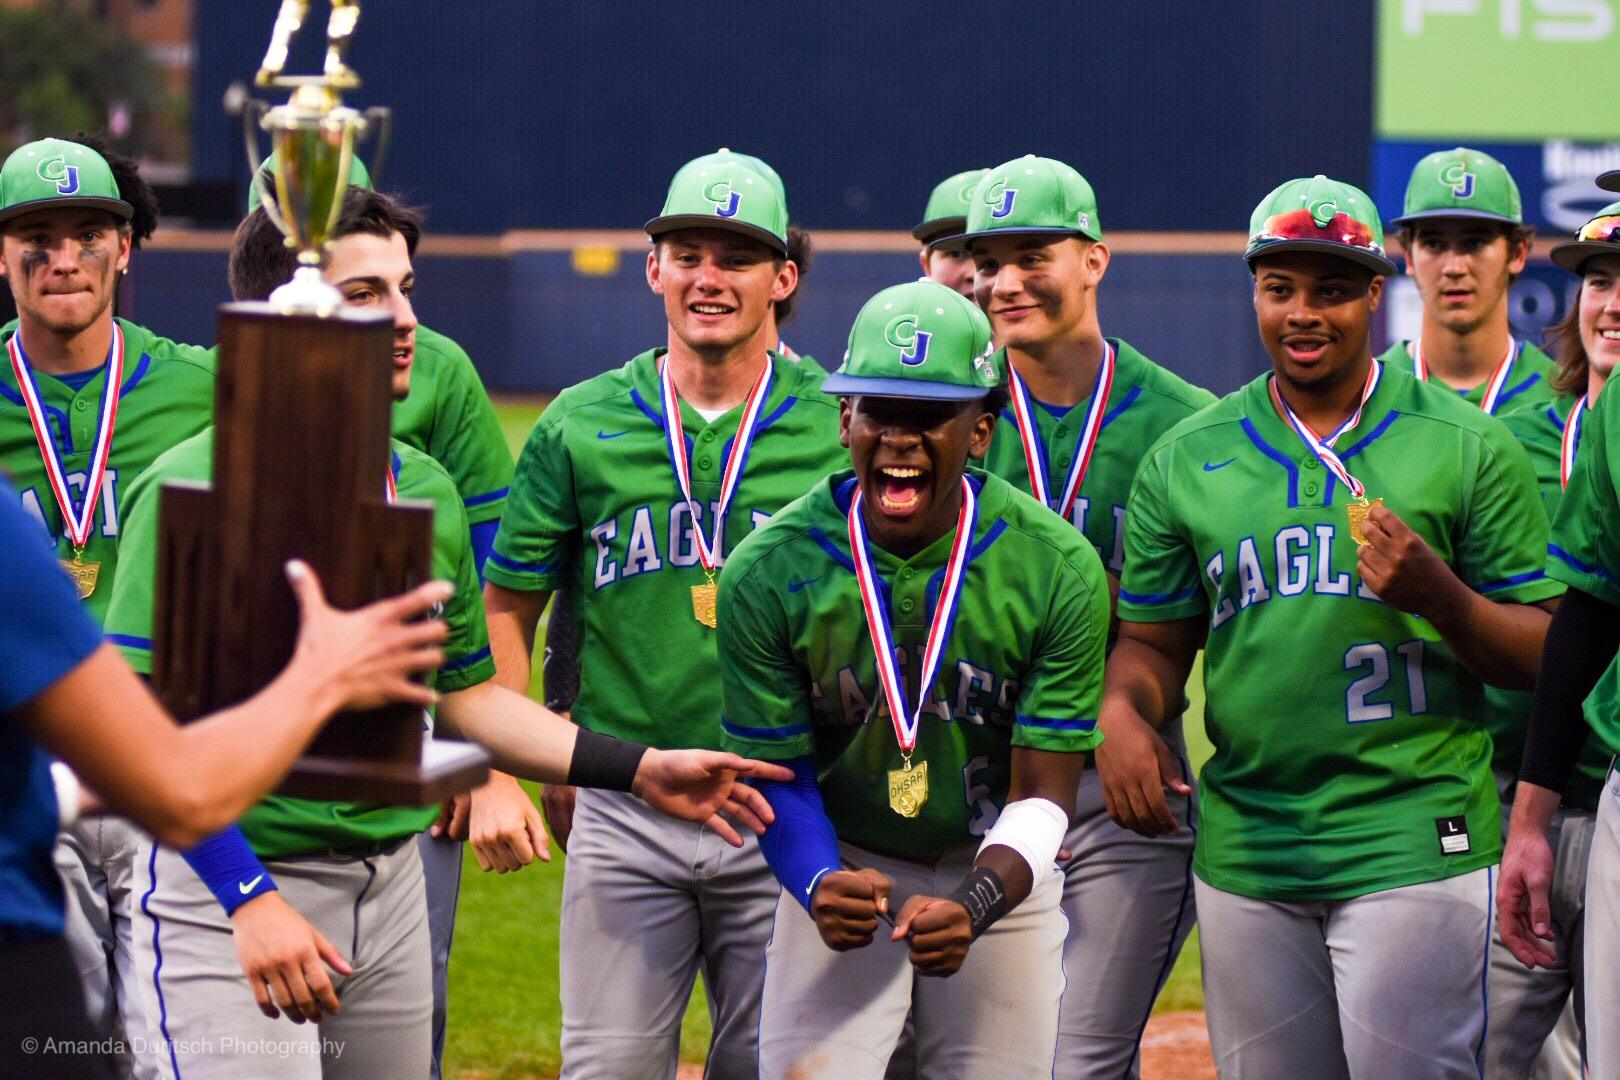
[463, 486, 509, 509]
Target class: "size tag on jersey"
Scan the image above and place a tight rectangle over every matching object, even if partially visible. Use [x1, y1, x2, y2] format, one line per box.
[1435, 815, 1470, 855]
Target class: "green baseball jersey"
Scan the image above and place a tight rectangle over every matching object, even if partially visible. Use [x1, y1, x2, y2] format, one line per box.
[1546, 385, 1620, 785]
[717, 469, 1110, 862]
[487, 348, 845, 750]
[0, 318, 214, 625]
[1120, 364, 1562, 901]
[981, 339, 1215, 574]
[389, 325, 513, 526]
[103, 430, 496, 858]
[1379, 339, 1557, 417]
[776, 341, 826, 375]
[1498, 396, 1615, 810]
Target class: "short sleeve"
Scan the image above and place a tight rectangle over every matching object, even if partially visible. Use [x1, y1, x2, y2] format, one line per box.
[436, 499, 497, 692]
[1550, 394, 1620, 605]
[1458, 424, 1565, 604]
[434, 342, 514, 526]
[102, 465, 163, 674]
[716, 555, 815, 760]
[0, 489, 102, 711]
[1118, 447, 1208, 622]
[1012, 552, 1108, 752]
[485, 413, 578, 592]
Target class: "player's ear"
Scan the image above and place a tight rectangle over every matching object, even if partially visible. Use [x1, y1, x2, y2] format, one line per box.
[771, 259, 799, 305]
[838, 398, 853, 448]
[114, 228, 132, 274]
[1367, 274, 1384, 312]
[918, 248, 930, 277]
[967, 408, 996, 459]
[1082, 239, 1110, 286]
[645, 249, 663, 295]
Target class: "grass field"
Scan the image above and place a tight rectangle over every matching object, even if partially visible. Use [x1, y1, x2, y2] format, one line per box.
[440, 401, 1210, 1078]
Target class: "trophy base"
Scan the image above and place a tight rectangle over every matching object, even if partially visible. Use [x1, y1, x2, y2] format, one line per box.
[279, 739, 492, 805]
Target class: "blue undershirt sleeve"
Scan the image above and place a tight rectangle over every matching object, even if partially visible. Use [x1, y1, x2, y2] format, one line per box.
[752, 755, 841, 914]
[181, 825, 276, 916]
[468, 519, 499, 583]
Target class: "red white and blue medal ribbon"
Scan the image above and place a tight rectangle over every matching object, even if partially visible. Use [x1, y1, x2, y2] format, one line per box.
[7, 324, 125, 552]
[1008, 341, 1115, 519]
[385, 462, 398, 504]
[847, 476, 976, 759]
[1273, 359, 1381, 500]
[1412, 337, 1519, 415]
[1561, 395, 1588, 490]
[658, 355, 773, 573]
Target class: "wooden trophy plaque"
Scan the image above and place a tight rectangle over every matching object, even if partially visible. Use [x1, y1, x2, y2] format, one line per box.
[152, 304, 490, 804]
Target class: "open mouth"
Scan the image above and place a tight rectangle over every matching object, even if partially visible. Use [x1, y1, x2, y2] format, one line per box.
[874, 464, 930, 515]
[689, 302, 736, 318]
[1440, 289, 1474, 304]
[1599, 329, 1620, 344]
[1282, 336, 1331, 363]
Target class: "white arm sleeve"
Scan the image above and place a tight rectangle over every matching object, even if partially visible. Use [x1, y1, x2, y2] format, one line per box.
[977, 796, 1068, 881]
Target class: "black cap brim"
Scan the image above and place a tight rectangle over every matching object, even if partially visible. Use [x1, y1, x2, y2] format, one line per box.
[1388, 207, 1523, 230]
[1550, 240, 1620, 275]
[0, 196, 133, 228]
[644, 214, 788, 255]
[1244, 237, 1398, 277]
[911, 216, 967, 245]
[1599, 170, 1620, 194]
[821, 372, 992, 401]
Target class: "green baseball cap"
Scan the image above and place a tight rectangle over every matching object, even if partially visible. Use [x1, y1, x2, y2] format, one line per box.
[1550, 201, 1620, 274]
[0, 139, 132, 228]
[912, 168, 989, 246]
[644, 155, 789, 255]
[686, 148, 785, 207]
[952, 155, 1102, 247]
[822, 281, 1000, 402]
[247, 148, 372, 214]
[1391, 147, 1523, 229]
[1245, 174, 1397, 276]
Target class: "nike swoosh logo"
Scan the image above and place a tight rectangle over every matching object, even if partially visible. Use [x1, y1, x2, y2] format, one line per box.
[787, 576, 821, 593]
[238, 874, 265, 894]
[596, 430, 629, 440]
[1202, 458, 1237, 472]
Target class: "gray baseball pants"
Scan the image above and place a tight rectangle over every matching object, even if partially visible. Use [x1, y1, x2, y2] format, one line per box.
[1586, 768, 1620, 1079]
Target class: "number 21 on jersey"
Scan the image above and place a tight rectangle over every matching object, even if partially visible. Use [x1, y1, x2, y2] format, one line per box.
[1344, 639, 1427, 723]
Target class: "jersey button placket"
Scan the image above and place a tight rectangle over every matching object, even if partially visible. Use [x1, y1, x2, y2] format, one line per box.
[1301, 458, 1322, 502]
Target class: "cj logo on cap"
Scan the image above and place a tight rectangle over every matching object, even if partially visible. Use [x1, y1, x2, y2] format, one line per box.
[885, 314, 931, 367]
[37, 156, 79, 196]
[1439, 161, 1475, 200]
[703, 180, 742, 219]
[985, 179, 1017, 220]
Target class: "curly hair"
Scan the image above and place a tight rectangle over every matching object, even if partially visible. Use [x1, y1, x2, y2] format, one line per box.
[777, 222, 812, 328]
[68, 133, 159, 248]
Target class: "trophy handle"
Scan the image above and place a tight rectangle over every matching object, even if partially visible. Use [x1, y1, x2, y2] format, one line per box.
[241, 98, 296, 239]
[362, 106, 392, 184]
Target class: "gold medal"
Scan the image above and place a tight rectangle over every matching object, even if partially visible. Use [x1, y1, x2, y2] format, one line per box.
[887, 756, 929, 818]
[691, 574, 718, 628]
[60, 550, 100, 600]
[1347, 496, 1383, 546]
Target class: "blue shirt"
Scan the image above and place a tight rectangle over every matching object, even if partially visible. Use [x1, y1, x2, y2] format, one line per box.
[0, 478, 103, 940]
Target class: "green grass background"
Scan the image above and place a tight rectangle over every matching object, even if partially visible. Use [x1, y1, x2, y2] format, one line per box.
[441, 402, 1210, 1078]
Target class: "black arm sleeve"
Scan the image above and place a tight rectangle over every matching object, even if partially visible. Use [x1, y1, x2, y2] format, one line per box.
[1519, 587, 1620, 793]
[542, 582, 581, 713]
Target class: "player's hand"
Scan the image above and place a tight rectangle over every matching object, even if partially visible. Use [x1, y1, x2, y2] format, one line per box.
[1498, 826, 1560, 969]
[891, 894, 974, 977]
[433, 772, 550, 872]
[633, 749, 794, 846]
[1355, 507, 1456, 616]
[285, 560, 450, 712]
[1095, 711, 1191, 837]
[230, 891, 352, 1023]
[540, 784, 577, 853]
[810, 868, 892, 951]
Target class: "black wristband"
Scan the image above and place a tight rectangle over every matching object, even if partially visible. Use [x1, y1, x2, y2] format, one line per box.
[946, 865, 1011, 940]
[567, 729, 649, 793]
[1520, 587, 1619, 794]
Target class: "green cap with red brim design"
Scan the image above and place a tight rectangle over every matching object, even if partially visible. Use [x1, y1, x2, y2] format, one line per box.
[822, 280, 1001, 402]
[1551, 200, 1620, 274]
[1244, 174, 1397, 276]
[644, 156, 789, 255]
[0, 139, 131, 228]
[912, 168, 989, 246]
[1391, 147, 1523, 229]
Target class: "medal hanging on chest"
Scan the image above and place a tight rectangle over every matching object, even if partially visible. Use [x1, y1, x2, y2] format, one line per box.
[1273, 360, 1383, 545]
[1008, 340, 1115, 522]
[1412, 337, 1519, 416]
[1561, 395, 1588, 491]
[848, 476, 977, 818]
[8, 325, 125, 599]
[658, 355, 772, 628]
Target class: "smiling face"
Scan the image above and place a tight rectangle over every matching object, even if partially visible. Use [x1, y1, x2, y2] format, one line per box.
[970, 234, 1107, 350]
[647, 228, 797, 356]
[1252, 251, 1382, 393]
[0, 208, 130, 337]
[1404, 219, 1528, 336]
[324, 230, 418, 400]
[1578, 253, 1620, 386]
[921, 246, 977, 298]
[839, 394, 996, 554]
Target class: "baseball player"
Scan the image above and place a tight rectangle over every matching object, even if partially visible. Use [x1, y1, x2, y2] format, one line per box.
[1497, 203, 1620, 1077]
[940, 154, 1215, 1078]
[482, 153, 847, 1079]
[913, 169, 987, 297]
[1379, 148, 1554, 416]
[717, 280, 1109, 1079]
[1105, 175, 1561, 1077]
[240, 157, 528, 1080]
[0, 136, 216, 1074]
